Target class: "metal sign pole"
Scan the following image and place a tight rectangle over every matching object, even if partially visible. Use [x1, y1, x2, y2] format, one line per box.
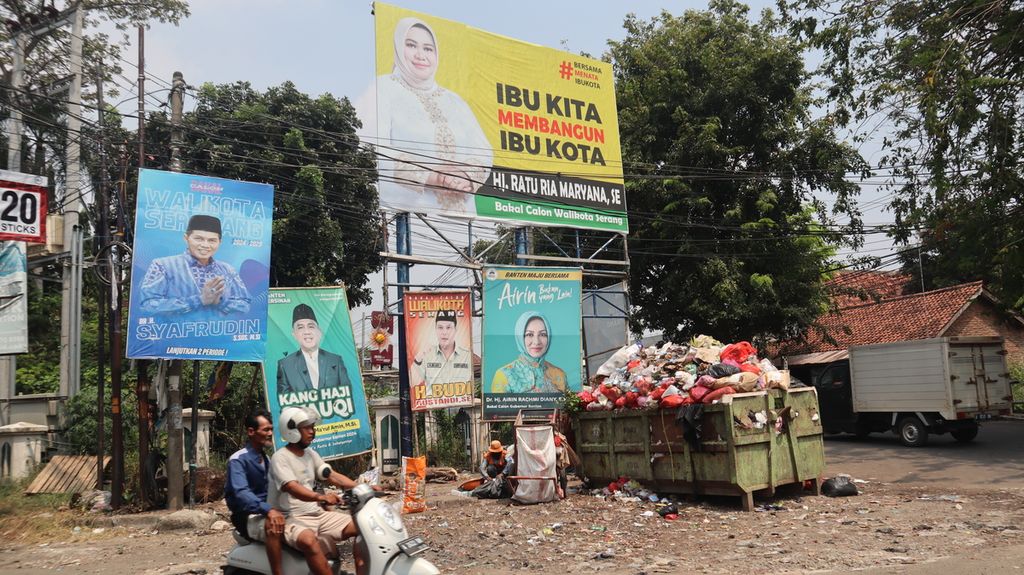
[395, 213, 413, 458]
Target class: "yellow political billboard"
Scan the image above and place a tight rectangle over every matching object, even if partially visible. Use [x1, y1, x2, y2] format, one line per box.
[373, 3, 627, 232]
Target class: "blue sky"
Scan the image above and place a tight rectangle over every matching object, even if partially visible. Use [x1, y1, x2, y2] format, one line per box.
[138, 1, 776, 103]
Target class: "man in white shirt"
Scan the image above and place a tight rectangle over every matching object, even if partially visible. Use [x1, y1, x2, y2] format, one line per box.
[277, 304, 352, 394]
[269, 407, 362, 575]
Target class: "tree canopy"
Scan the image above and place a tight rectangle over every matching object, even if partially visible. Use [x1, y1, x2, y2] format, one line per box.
[781, 0, 1024, 310]
[0, 0, 190, 178]
[612, 0, 866, 343]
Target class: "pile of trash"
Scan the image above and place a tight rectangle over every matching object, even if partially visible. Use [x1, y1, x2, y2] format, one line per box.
[591, 475, 683, 519]
[580, 336, 791, 412]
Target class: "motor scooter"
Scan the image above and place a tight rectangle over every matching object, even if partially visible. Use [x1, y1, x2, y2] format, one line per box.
[222, 484, 439, 575]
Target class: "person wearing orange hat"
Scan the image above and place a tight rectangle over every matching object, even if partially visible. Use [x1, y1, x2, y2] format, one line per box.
[480, 440, 508, 479]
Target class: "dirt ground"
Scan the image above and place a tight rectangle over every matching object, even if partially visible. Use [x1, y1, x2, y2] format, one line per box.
[1, 476, 1022, 575]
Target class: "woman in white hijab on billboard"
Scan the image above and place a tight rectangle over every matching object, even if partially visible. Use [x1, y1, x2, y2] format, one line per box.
[376, 16, 492, 214]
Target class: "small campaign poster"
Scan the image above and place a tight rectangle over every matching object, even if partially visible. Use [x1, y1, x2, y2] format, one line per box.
[264, 287, 372, 459]
[403, 291, 474, 411]
[0, 241, 27, 354]
[369, 311, 394, 367]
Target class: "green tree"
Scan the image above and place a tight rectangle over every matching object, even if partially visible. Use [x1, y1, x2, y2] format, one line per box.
[15, 283, 61, 394]
[781, 0, 1024, 309]
[0, 0, 189, 397]
[611, 1, 865, 342]
[0, 0, 190, 174]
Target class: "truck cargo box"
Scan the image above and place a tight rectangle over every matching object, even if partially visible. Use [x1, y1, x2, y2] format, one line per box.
[849, 336, 1012, 420]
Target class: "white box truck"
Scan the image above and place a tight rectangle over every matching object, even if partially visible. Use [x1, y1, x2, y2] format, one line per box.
[800, 336, 1013, 446]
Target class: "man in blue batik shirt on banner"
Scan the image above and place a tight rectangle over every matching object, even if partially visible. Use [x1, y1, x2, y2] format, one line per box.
[138, 214, 251, 318]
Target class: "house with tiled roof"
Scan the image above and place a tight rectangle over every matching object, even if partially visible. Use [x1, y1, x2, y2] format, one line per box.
[825, 270, 914, 308]
[776, 280, 1024, 366]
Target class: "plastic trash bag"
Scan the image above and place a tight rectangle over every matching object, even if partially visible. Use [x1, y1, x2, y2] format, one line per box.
[822, 475, 859, 497]
[357, 467, 381, 486]
[707, 363, 740, 378]
[401, 456, 427, 513]
[720, 341, 757, 364]
[764, 369, 790, 390]
[596, 344, 641, 377]
[471, 476, 511, 499]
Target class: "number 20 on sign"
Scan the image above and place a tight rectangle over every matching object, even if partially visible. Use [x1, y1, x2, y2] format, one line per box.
[0, 172, 48, 244]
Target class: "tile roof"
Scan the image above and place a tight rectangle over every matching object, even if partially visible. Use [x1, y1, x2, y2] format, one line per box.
[825, 270, 914, 308]
[777, 281, 984, 356]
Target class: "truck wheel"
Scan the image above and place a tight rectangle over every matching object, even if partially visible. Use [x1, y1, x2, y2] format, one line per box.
[897, 417, 929, 447]
[951, 424, 979, 443]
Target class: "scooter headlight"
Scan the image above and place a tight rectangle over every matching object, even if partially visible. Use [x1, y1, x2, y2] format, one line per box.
[377, 501, 404, 531]
[367, 517, 386, 537]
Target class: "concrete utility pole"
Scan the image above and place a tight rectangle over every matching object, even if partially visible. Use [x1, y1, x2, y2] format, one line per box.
[8, 33, 24, 173]
[0, 32, 24, 416]
[170, 71, 184, 171]
[94, 63, 107, 489]
[59, 6, 85, 400]
[5, 5, 82, 170]
[166, 69, 186, 511]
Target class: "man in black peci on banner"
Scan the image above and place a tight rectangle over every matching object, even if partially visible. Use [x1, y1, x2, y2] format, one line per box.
[137, 214, 251, 319]
[277, 303, 352, 394]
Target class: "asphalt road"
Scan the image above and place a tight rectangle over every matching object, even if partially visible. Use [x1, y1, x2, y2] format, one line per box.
[824, 417, 1024, 489]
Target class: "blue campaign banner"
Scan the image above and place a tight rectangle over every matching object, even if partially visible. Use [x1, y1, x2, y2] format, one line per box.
[126, 169, 273, 361]
[482, 266, 583, 419]
[264, 287, 372, 459]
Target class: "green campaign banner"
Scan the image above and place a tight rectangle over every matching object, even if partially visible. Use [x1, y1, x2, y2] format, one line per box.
[482, 266, 583, 419]
[263, 287, 371, 459]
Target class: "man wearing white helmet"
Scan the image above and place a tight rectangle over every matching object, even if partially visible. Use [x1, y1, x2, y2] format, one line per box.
[269, 406, 362, 575]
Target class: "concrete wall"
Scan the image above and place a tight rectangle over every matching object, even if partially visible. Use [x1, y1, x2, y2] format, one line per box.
[945, 299, 1024, 366]
[0, 395, 63, 430]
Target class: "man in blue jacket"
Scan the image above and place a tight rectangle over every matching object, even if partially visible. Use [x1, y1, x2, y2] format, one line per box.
[225, 409, 284, 575]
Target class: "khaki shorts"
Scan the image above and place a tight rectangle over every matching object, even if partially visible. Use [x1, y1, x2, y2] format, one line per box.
[244, 514, 267, 542]
[283, 511, 353, 557]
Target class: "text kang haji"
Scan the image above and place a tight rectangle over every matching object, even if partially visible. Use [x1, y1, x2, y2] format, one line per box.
[278, 385, 356, 420]
[496, 83, 607, 165]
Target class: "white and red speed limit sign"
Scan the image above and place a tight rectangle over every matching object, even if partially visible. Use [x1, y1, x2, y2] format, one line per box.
[0, 169, 47, 244]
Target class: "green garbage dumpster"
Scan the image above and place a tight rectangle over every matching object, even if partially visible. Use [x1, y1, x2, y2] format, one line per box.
[573, 387, 825, 511]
